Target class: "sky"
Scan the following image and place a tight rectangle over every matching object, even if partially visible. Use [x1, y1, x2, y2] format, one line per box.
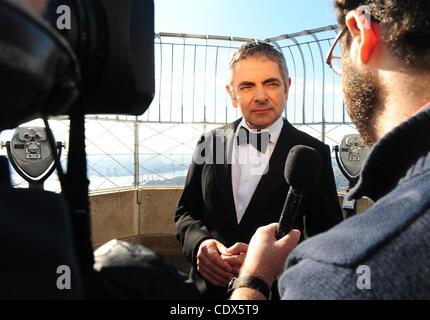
[154, 0, 338, 39]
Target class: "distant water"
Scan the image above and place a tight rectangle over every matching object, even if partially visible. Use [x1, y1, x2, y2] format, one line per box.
[8, 155, 350, 193]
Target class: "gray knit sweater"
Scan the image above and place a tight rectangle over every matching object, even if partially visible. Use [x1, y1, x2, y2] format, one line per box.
[279, 105, 430, 299]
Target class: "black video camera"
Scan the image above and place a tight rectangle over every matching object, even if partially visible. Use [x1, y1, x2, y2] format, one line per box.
[0, 0, 155, 130]
[0, 0, 199, 300]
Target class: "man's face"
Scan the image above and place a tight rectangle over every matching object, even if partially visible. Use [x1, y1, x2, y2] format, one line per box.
[227, 57, 289, 130]
[342, 52, 382, 145]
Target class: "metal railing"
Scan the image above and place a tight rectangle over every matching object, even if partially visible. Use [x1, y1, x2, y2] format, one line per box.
[0, 26, 355, 191]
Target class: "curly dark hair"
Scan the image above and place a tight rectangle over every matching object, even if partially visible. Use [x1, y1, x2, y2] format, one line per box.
[334, 0, 430, 68]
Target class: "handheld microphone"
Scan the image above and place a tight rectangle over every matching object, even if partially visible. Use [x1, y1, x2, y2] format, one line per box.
[276, 145, 323, 240]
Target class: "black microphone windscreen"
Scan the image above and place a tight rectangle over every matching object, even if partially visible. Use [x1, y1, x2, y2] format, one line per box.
[284, 145, 323, 191]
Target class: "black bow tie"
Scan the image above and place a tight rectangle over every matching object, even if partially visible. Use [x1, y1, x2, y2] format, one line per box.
[236, 126, 271, 153]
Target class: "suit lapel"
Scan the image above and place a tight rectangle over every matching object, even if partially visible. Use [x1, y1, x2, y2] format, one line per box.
[239, 119, 297, 227]
[215, 119, 241, 227]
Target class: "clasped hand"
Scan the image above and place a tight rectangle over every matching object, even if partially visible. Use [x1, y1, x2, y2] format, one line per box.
[196, 239, 247, 287]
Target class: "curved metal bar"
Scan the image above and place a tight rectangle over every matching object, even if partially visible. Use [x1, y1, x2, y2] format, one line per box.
[265, 25, 338, 42]
[286, 46, 297, 122]
[170, 43, 174, 122]
[214, 46, 219, 122]
[287, 36, 307, 124]
[271, 40, 288, 119]
[225, 38, 233, 124]
[181, 36, 186, 123]
[192, 45, 197, 123]
[307, 32, 326, 142]
[270, 40, 289, 80]
[155, 25, 337, 43]
[157, 32, 256, 43]
[155, 33, 163, 122]
[203, 36, 208, 123]
[327, 38, 335, 123]
[306, 42, 316, 123]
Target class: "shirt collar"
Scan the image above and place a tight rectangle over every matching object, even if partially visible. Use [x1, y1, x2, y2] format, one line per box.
[237, 115, 284, 144]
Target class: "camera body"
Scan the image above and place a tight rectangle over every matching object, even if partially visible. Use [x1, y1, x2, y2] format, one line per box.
[0, 0, 155, 131]
[0, 0, 161, 299]
[46, 0, 155, 115]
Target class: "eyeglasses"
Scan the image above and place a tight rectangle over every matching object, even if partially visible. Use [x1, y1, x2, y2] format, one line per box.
[326, 28, 346, 76]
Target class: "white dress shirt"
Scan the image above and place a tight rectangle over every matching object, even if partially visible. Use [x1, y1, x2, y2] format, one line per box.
[231, 116, 284, 223]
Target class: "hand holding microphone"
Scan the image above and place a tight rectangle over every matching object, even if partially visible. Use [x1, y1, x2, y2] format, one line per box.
[276, 145, 322, 239]
[231, 147, 322, 299]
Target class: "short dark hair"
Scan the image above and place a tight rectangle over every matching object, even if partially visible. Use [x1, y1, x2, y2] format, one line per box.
[334, 0, 430, 69]
[228, 40, 289, 86]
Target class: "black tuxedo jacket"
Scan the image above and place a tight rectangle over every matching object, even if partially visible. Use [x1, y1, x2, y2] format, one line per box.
[175, 118, 343, 298]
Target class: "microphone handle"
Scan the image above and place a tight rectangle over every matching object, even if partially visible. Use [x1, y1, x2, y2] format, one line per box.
[276, 189, 303, 240]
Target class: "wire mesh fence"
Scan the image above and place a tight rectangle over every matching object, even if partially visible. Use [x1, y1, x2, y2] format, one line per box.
[0, 26, 355, 192]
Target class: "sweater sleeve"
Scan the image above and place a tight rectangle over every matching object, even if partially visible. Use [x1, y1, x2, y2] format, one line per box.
[279, 258, 365, 300]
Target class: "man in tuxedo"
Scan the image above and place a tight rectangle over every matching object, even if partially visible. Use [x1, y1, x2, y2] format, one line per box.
[175, 41, 343, 299]
[230, 0, 430, 300]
